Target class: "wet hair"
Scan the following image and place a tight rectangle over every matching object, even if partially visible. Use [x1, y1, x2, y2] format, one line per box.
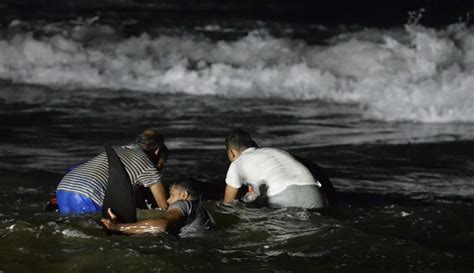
[171, 179, 201, 200]
[135, 129, 164, 152]
[225, 129, 257, 150]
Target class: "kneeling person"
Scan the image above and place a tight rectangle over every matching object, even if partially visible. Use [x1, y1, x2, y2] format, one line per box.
[56, 129, 169, 215]
[223, 129, 328, 209]
[101, 180, 214, 236]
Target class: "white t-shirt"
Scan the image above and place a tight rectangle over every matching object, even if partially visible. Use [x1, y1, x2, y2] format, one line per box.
[225, 147, 321, 197]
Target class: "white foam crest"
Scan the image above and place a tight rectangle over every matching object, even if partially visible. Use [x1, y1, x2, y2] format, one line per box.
[61, 228, 94, 239]
[1, 22, 474, 122]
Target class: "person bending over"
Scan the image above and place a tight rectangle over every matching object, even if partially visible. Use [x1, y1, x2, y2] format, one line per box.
[56, 129, 169, 215]
[101, 179, 214, 236]
[223, 129, 328, 209]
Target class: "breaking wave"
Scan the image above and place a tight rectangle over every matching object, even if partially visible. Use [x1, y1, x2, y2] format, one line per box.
[1, 18, 474, 122]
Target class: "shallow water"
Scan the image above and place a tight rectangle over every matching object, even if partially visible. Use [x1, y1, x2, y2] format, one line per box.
[1, 9, 474, 273]
[1, 87, 473, 272]
[1, 174, 473, 273]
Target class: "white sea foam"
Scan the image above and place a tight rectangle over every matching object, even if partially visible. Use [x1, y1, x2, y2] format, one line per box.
[61, 228, 93, 239]
[1, 20, 474, 122]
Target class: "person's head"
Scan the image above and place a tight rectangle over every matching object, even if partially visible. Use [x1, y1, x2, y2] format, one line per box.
[224, 129, 257, 162]
[136, 128, 167, 167]
[167, 179, 201, 205]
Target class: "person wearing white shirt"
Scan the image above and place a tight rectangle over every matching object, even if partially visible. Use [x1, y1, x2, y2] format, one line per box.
[223, 129, 328, 209]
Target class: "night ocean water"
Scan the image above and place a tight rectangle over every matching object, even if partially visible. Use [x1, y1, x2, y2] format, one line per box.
[1, 1, 474, 272]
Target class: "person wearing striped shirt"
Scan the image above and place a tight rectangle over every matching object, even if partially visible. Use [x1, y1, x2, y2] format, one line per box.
[56, 129, 169, 215]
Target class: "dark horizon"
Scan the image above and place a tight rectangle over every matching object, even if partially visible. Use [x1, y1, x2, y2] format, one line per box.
[1, 0, 474, 27]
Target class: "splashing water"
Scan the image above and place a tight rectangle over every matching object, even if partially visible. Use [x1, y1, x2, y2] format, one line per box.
[1, 19, 474, 123]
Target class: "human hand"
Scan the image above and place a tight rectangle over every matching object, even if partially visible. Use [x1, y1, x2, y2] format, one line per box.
[241, 190, 258, 203]
[101, 208, 119, 231]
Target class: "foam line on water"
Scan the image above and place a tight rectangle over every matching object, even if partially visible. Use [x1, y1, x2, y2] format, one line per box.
[1, 20, 474, 122]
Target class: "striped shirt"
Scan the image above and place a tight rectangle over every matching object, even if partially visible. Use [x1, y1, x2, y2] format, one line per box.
[57, 144, 162, 206]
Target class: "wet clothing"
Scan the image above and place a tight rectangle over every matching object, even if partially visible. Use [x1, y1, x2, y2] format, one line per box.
[57, 144, 162, 214]
[168, 200, 214, 235]
[225, 147, 327, 209]
[267, 184, 327, 209]
[293, 155, 338, 207]
[56, 190, 102, 214]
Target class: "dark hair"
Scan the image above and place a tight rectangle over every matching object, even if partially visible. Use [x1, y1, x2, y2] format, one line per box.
[171, 179, 201, 200]
[136, 129, 164, 152]
[225, 129, 256, 150]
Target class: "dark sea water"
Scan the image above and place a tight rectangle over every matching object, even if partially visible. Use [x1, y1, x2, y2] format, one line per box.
[1, 3, 474, 273]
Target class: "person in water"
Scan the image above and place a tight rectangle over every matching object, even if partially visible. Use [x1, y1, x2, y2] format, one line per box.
[56, 129, 169, 215]
[223, 129, 329, 209]
[101, 179, 215, 235]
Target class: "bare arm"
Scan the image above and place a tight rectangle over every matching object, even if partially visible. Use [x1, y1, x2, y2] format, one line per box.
[149, 182, 168, 209]
[223, 185, 240, 204]
[101, 208, 184, 235]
